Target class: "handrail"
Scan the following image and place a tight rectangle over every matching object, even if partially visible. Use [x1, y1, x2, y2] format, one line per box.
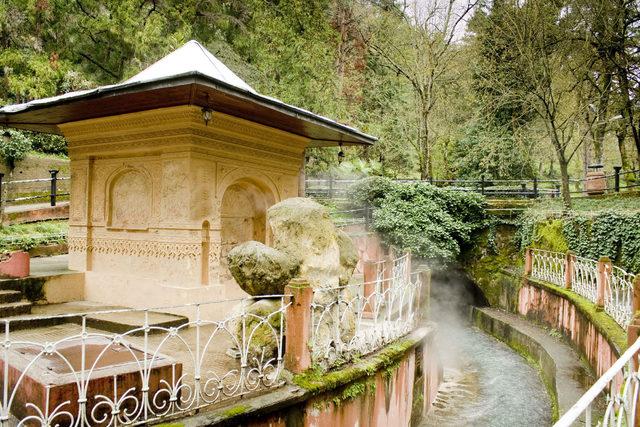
[554, 336, 640, 426]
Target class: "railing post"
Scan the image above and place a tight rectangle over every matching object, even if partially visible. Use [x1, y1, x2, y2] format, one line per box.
[418, 268, 431, 320]
[614, 166, 622, 193]
[524, 248, 533, 276]
[284, 278, 313, 373]
[480, 175, 485, 196]
[49, 169, 59, 206]
[533, 177, 538, 199]
[596, 256, 611, 310]
[633, 275, 640, 321]
[565, 251, 575, 290]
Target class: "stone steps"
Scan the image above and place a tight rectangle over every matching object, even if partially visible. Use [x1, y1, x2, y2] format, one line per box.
[0, 301, 32, 318]
[0, 290, 23, 304]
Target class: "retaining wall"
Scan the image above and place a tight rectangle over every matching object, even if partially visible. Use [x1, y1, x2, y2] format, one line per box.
[517, 276, 625, 378]
[168, 325, 441, 427]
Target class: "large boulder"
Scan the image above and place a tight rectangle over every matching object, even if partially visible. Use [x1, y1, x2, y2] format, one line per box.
[336, 229, 359, 286]
[227, 241, 301, 296]
[240, 298, 283, 363]
[267, 198, 342, 289]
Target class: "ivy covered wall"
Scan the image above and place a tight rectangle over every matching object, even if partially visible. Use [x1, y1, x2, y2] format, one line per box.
[517, 210, 640, 274]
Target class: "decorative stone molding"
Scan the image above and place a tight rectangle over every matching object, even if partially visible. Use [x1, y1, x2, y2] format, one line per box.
[69, 237, 220, 263]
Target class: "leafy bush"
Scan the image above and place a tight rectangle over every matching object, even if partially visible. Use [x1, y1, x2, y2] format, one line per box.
[351, 179, 487, 263]
[26, 132, 68, 156]
[348, 176, 396, 208]
[0, 130, 31, 169]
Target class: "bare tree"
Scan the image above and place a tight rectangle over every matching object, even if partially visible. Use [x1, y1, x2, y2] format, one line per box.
[364, 0, 478, 180]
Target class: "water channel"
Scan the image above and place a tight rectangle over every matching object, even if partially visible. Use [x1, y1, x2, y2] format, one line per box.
[421, 271, 552, 426]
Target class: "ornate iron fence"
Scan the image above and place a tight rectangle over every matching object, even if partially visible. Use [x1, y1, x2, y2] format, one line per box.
[604, 265, 635, 329]
[528, 249, 636, 329]
[0, 296, 289, 426]
[530, 249, 566, 286]
[571, 255, 599, 304]
[309, 252, 420, 369]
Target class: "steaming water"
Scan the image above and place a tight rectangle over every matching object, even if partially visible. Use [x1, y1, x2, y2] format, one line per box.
[421, 270, 552, 426]
[421, 324, 552, 426]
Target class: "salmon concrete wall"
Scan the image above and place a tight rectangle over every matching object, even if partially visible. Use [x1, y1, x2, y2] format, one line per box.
[242, 334, 440, 427]
[517, 277, 622, 379]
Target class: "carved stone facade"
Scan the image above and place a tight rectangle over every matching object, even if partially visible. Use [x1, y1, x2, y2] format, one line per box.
[59, 105, 306, 311]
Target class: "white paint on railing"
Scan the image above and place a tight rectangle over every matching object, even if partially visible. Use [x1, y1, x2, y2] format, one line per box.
[0, 295, 290, 425]
[554, 336, 640, 427]
[529, 249, 635, 329]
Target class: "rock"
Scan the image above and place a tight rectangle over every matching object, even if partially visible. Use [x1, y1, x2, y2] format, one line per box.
[227, 241, 301, 296]
[267, 198, 342, 289]
[336, 229, 359, 286]
[232, 298, 283, 364]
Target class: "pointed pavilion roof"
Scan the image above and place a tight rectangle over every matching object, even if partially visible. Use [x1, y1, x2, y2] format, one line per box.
[122, 40, 256, 93]
[0, 41, 375, 147]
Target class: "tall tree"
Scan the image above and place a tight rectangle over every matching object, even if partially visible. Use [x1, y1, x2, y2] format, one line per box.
[364, 0, 478, 180]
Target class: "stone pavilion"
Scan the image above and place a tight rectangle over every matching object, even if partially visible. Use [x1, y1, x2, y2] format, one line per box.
[0, 41, 375, 310]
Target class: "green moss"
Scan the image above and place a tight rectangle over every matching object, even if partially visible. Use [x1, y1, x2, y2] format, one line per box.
[527, 277, 627, 352]
[221, 404, 250, 418]
[154, 424, 184, 427]
[532, 219, 568, 252]
[293, 338, 417, 395]
[332, 381, 368, 406]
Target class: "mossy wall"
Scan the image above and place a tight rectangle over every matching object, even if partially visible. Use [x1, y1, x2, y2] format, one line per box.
[462, 224, 522, 309]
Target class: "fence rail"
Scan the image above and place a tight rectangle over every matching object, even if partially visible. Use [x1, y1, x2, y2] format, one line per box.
[306, 168, 640, 199]
[309, 252, 418, 369]
[554, 335, 639, 427]
[526, 248, 637, 329]
[0, 170, 70, 208]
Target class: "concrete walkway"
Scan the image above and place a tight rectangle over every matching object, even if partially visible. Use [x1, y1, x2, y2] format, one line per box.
[4, 201, 68, 214]
[29, 254, 73, 277]
[477, 307, 600, 418]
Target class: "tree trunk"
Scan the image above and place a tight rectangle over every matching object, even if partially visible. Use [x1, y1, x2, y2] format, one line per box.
[419, 101, 432, 181]
[558, 156, 572, 209]
[593, 71, 613, 165]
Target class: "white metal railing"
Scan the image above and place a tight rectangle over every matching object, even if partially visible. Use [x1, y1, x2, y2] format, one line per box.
[529, 249, 636, 329]
[531, 249, 566, 286]
[0, 296, 289, 426]
[309, 252, 420, 369]
[572, 255, 600, 304]
[605, 265, 635, 330]
[554, 336, 639, 427]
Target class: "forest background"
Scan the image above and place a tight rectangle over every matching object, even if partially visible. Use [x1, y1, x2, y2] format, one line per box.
[1, 0, 639, 207]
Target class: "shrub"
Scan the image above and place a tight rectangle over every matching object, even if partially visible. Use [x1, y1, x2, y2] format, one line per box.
[0, 130, 31, 169]
[352, 178, 487, 264]
[348, 176, 396, 208]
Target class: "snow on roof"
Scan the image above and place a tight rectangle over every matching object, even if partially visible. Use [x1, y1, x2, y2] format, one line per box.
[123, 40, 255, 93]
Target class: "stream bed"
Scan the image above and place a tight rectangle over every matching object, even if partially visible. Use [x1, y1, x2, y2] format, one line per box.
[421, 322, 552, 426]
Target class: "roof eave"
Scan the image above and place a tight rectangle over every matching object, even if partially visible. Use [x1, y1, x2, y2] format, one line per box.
[0, 72, 377, 146]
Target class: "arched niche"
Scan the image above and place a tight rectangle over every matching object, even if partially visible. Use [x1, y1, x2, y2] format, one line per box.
[219, 178, 275, 276]
[107, 167, 152, 230]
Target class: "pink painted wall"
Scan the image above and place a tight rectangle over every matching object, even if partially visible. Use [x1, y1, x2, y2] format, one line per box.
[244, 335, 441, 427]
[517, 279, 622, 388]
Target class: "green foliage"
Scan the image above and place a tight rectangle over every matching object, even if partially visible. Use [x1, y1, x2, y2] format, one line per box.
[0, 130, 31, 169]
[348, 176, 396, 208]
[518, 207, 640, 273]
[351, 178, 486, 263]
[25, 132, 68, 156]
[0, 220, 68, 253]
